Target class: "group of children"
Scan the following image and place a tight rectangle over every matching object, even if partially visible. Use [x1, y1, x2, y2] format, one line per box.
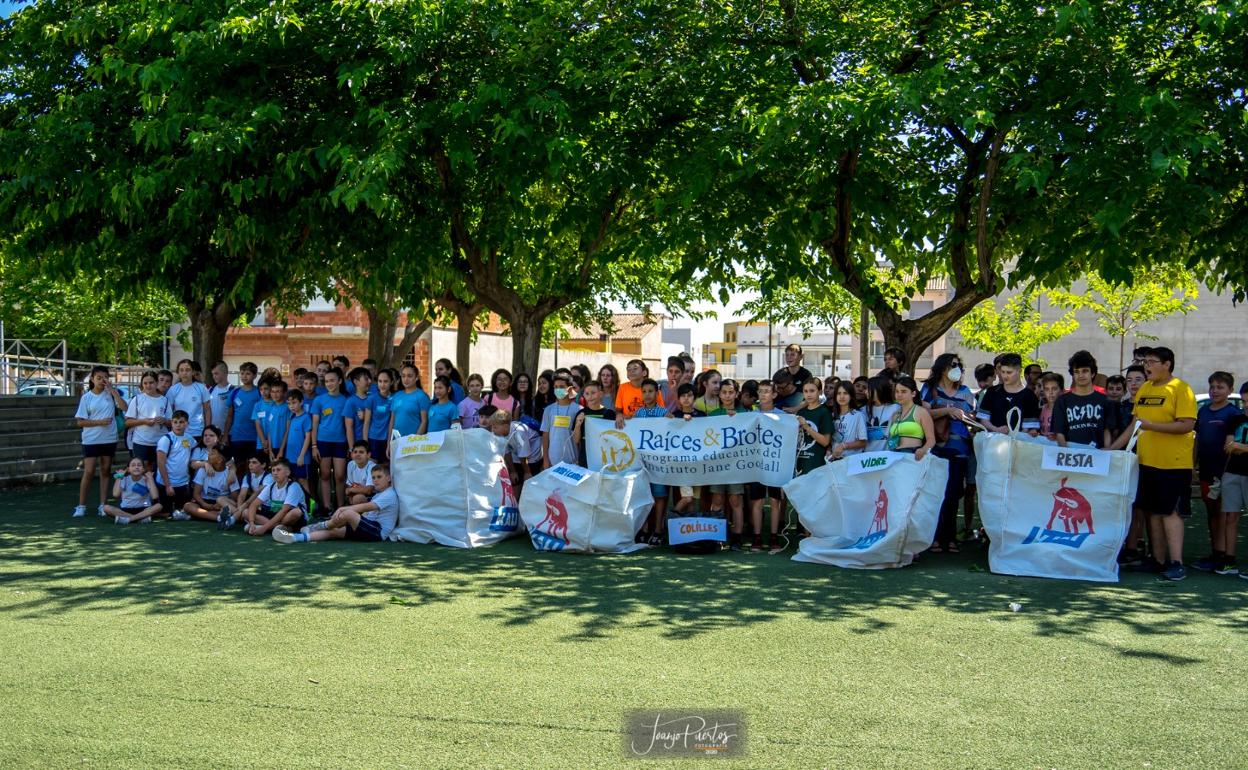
[73, 346, 1247, 575]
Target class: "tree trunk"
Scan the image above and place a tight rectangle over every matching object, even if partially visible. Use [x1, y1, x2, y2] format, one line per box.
[831, 326, 839, 379]
[874, 315, 946, 379]
[439, 298, 483, 375]
[185, 300, 234, 372]
[1118, 333, 1126, 372]
[508, 312, 547, 377]
[366, 307, 399, 366]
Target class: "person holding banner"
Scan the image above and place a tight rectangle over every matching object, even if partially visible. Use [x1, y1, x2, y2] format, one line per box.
[887, 377, 934, 460]
[693, 369, 722, 415]
[707, 379, 749, 550]
[795, 379, 834, 477]
[1133, 347, 1197, 581]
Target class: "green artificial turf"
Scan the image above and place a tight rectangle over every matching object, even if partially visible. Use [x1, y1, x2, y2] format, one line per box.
[1, 481, 1245, 769]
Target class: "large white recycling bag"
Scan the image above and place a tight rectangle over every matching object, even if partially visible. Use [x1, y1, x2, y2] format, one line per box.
[786, 452, 949, 569]
[518, 463, 653, 554]
[388, 429, 522, 548]
[974, 429, 1137, 582]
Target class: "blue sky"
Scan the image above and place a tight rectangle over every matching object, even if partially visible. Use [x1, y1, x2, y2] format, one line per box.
[1, 2, 28, 18]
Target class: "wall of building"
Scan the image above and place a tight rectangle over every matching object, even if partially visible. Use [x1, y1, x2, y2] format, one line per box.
[945, 280, 1248, 389]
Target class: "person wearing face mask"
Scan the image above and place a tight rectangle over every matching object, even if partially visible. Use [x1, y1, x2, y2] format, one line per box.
[541, 373, 581, 468]
[921, 353, 978, 554]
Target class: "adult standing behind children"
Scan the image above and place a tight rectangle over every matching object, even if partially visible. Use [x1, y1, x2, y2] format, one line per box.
[1132, 347, 1197, 581]
[73, 366, 128, 517]
[773, 344, 813, 393]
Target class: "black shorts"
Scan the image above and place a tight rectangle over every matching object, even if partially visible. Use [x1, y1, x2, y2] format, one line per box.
[159, 484, 191, 513]
[317, 440, 348, 459]
[746, 482, 782, 501]
[347, 516, 384, 542]
[1135, 466, 1192, 518]
[131, 443, 158, 463]
[82, 442, 117, 459]
[368, 438, 388, 461]
[121, 505, 151, 515]
[229, 443, 255, 469]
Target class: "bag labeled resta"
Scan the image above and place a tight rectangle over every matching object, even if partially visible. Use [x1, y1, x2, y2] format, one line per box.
[389, 429, 522, 548]
[518, 463, 653, 554]
[974, 429, 1137, 582]
[786, 452, 948, 569]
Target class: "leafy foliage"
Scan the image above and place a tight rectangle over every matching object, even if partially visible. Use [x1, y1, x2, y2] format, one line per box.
[955, 288, 1079, 369]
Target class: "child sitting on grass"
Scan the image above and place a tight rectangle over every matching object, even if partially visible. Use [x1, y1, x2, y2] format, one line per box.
[235, 458, 308, 537]
[103, 457, 162, 525]
[345, 441, 377, 504]
[274, 464, 398, 544]
[182, 448, 240, 522]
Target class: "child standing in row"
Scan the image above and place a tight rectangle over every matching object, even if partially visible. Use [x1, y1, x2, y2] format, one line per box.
[282, 389, 314, 495]
[631, 379, 671, 546]
[73, 366, 127, 517]
[707, 379, 749, 550]
[427, 376, 461, 432]
[368, 368, 396, 459]
[167, 359, 212, 438]
[458, 374, 486, 429]
[748, 380, 785, 552]
[828, 381, 867, 460]
[311, 367, 351, 510]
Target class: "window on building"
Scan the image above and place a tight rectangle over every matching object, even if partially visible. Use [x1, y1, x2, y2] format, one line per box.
[869, 340, 886, 371]
[746, 353, 753, 367]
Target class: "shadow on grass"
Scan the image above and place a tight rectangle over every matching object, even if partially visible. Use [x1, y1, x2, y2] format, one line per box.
[1, 483, 1244, 657]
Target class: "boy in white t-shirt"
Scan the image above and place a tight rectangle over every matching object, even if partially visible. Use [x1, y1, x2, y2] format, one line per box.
[275, 464, 397, 543]
[345, 441, 377, 504]
[183, 448, 241, 522]
[156, 411, 196, 519]
[229, 455, 272, 528]
[241, 459, 308, 537]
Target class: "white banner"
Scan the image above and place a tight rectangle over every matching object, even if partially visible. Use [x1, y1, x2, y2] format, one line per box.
[584, 412, 799, 487]
[1040, 445, 1111, 477]
[976, 431, 1137, 582]
[787, 453, 949, 569]
[667, 517, 728, 545]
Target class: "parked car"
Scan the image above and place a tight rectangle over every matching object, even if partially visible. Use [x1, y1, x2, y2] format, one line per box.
[16, 383, 68, 396]
[1195, 393, 1244, 412]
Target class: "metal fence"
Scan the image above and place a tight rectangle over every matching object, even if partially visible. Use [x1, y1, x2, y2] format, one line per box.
[0, 336, 151, 396]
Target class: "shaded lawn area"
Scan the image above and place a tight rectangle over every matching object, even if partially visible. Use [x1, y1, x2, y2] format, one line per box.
[1, 481, 1245, 769]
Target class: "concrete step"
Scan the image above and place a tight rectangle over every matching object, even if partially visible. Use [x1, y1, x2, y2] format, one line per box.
[0, 453, 88, 480]
[0, 467, 84, 489]
[0, 428, 80, 449]
[0, 417, 78, 437]
[0, 404, 81, 422]
[0, 440, 98, 462]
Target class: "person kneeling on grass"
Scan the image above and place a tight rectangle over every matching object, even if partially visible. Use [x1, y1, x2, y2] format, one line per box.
[182, 448, 240, 522]
[229, 458, 308, 536]
[104, 457, 163, 525]
[273, 463, 398, 544]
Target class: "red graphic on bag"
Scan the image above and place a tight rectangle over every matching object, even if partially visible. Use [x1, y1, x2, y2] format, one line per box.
[1046, 477, 1095, 535]
[536, 489, 570, 541]
[868, 482, 889, 535]
[499, 466, 517, 508]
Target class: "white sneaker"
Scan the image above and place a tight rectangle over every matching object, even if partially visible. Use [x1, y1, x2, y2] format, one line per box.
[72, 505, 87, 518]
[97, 504, 107, 517]
[170, 510, 192, 521]
[139, 517, 153, 524]
[115, 516, 130, 525]
[271, 526, 295, 544]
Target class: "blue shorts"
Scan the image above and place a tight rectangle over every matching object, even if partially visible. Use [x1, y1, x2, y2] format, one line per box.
[82, 442, 117, 459]
[317, 441, 348, 459]
[131, 443, 158, 463]
[348, 516, 384, 542]
[368, 438, 389, 461]
[650, 483, 668, 498]
[288, 462, 310, 480]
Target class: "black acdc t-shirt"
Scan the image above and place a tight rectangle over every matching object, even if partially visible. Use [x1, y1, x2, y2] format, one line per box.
[1052, 390, 1110, 447]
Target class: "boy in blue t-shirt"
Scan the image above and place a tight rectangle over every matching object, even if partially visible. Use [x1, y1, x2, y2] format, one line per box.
[1193, 372, 1242, 573]
[344, 368, 373, 445]
[225, 362, 261, 468]
[282, 389, 314, 494]
[264, 380, 291, 463]
[251, 379, 275, 458]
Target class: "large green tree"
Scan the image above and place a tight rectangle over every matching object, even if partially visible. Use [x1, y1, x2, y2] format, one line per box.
[690, 0, 1245, 371]
[329, 0, 725, 375]
[954, 287, 1079, 368]
[0, 0, 363, 369]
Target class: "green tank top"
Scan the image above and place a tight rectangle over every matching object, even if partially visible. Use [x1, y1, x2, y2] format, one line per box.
[888, 405, 925, 448]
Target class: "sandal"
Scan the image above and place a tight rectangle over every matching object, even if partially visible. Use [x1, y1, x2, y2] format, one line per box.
[929, 542, 943, 553]
[947, 542, 960, 554]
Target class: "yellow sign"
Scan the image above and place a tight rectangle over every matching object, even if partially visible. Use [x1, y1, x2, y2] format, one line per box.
[553, 415, 572, 429]
[598, 429, 636, 472]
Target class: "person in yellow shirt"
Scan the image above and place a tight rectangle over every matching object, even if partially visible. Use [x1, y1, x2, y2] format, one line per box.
[1132, 346, 1197, 581]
